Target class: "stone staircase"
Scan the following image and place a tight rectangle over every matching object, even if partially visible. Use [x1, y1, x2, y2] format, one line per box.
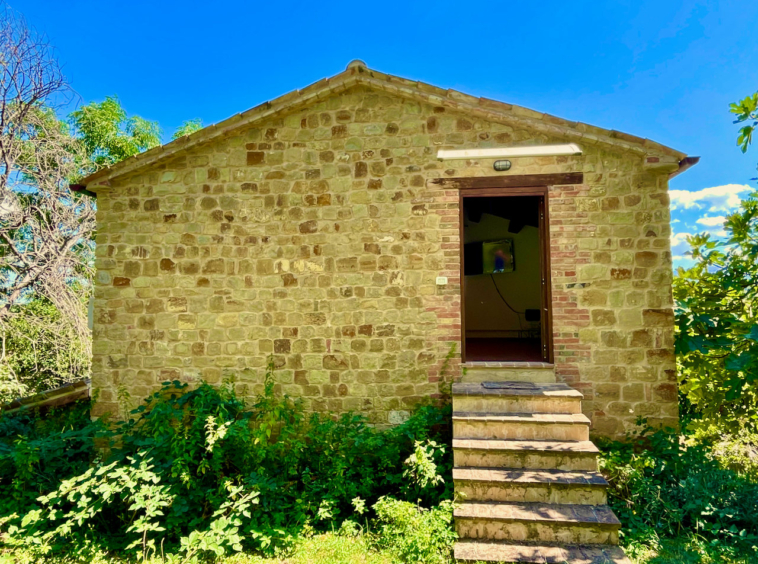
[452, 363, 630, 564]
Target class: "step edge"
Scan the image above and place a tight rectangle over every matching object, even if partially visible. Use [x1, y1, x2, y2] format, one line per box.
[453, 478, 609, 488]
[454, 467, 606, 476]
[453, 438, 597, 443]
[453, 470, 609, 487]
[454, 503, 621, 528]
[452, 439, 599, 454]
[452, 389, 584, 399]
[453, 541, 629, 563]
[453, 413, 592, 424]
[454, 514, 621, 529]
[453, 382, 575, 389]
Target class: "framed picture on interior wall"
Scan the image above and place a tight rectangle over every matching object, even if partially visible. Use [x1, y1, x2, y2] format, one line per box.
[482, 239, 515, 274]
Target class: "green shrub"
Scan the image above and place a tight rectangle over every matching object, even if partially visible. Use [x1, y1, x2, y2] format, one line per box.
[0, 298, 91, 403]
[372, 496, 456, 564]
[0, 364, 453, 561]
[0, 399, 101, 515]
[599, 423, 758, 560]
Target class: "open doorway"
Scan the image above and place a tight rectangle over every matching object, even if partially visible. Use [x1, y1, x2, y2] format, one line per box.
[461, 190, 551, 363]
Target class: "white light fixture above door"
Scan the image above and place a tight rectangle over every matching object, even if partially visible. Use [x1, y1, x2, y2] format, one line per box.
[437, 143, 582, 160]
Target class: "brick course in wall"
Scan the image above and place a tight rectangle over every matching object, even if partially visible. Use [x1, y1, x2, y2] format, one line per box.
[85, 67, 684, 438]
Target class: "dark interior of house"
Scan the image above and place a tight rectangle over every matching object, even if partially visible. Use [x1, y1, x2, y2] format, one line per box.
[463, 196, 543, 362]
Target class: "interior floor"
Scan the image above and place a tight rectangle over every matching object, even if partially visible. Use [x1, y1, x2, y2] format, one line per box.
[465, 338, 542, 362]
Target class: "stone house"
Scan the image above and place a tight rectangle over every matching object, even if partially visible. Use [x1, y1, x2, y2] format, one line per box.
[77, 61, 695, 440]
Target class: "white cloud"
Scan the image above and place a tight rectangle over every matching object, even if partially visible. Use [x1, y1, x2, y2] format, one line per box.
[696, 216, 726, 227]
[673, 254, 695, 269]
[671, 218, 681, 223]
[670, 231, 694, 256]
[670, 232, 693, 246]
[669, 184, 751, 213]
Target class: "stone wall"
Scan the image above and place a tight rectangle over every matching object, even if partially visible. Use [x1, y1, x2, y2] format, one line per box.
[90, 84, 678, 436]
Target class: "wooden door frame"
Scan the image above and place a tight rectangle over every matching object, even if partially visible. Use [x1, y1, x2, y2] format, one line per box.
[458, 186, 554, 364]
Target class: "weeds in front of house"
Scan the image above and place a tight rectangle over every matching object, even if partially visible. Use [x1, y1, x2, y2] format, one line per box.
[598, 420, 758, 563]
[2, 534, 398, 564]
[6, 356, 758, 564]
[0, 359, 456, 564]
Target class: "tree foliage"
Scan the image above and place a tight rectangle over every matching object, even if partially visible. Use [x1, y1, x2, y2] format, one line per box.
[0, 8, 172, 400]
[731, 92, 758, 155]
[0, 8, 94, 343]
[69, 95, 162, 171]
[0, 297, 90, 402]
[675, 90, 758, 431]
[172, 118, 203, 140]
[674, 196, 758, 430]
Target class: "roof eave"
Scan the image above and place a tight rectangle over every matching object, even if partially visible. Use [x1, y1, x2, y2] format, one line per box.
[669, 156, 701, 179]
[79, 62, 688, 189]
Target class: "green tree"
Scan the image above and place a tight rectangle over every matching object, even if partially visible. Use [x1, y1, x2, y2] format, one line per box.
[674, 90, 758, 432]
[69, 95, 161, 171]
[172, 118, 203, 140]
[0, 8, 170, 400]
[674, 198, 758, 431]
[0, 8, 96, 400]
[0, 297, 90, 401]
[0, 10, 94, 330]
[731, 92, 758, 154]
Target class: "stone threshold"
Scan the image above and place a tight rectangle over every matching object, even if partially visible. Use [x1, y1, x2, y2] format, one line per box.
[463, 361, 555, 369]
[453, 381, 582, 397]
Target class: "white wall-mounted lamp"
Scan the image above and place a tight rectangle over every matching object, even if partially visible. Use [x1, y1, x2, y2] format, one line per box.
[437, 143, 582, 160]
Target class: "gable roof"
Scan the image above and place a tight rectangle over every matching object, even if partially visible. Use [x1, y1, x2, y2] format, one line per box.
[79, 60, 689, 189]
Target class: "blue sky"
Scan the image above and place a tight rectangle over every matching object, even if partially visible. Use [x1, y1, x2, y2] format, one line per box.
[16, 0, 758, 266]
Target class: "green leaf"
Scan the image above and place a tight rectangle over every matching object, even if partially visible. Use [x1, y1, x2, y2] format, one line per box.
[746, 325, 758, 342]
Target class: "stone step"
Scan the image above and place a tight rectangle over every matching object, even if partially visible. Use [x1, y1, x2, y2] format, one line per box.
[453, 382, 583, 414]
[453, 412, 591, 441]
[454, 540, 631, 563]
[462, 362, 556, 384]
[455, 502, 620, 545]
[453, 439, 599, 471]
[454, 467, 608, 504]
